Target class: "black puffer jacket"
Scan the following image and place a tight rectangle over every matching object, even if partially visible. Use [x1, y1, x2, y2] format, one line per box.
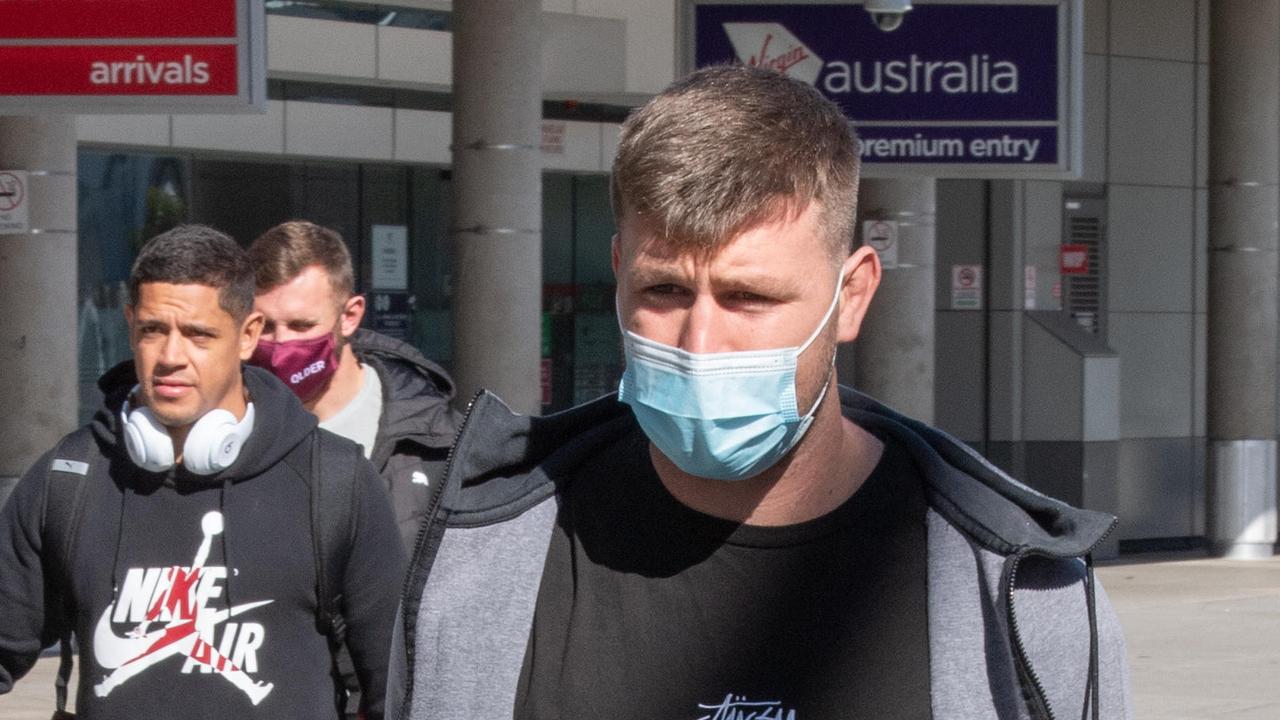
[352, 329, 462, 551]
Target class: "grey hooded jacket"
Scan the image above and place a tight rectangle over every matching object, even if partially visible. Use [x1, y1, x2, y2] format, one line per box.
[386, 386, 1132, 720]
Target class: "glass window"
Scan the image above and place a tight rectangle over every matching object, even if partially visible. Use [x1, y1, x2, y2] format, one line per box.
[189, 159, 361, 260]
[264, 1, 450, 30]
[76, 149, 618, 420]
[407, 167, 454, 365]
[77, 151, 191, 424]
[540, 173, 619, 412]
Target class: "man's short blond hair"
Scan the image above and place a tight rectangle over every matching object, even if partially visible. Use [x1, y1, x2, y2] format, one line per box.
[249, 220, 355, 301]
[610, 64, 860, 259]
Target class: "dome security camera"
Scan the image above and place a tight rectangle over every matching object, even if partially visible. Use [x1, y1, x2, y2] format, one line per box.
[865, 0, 913, 32]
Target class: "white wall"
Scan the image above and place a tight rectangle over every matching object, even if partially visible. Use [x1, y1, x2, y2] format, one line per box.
[1031, 0, 1207, 540]
[265, 8, 631, 97]
[80, 101, 620, 173]
[932, 0, 1208, 541]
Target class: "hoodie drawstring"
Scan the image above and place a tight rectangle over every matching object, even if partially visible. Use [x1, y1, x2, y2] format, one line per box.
[110, 473, 235, 614]
[220, 477, 233, 611]
[109, 484, 132, 602]
[1081, 553, 1101, 720]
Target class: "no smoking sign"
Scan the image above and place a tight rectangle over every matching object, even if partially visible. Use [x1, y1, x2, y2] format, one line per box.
[951, 264, 983, 310]
[863, 220, 898, 269]
[0, 171, 30, 235]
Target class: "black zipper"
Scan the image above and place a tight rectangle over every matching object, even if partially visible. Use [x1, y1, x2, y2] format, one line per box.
[1004, 518, 1117, 720]
[396, 389, 485, 720]
[1006, 549, 1056, 720]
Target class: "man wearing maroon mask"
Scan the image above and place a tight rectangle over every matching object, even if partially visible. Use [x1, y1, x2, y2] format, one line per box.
[249, 221, 461, 552]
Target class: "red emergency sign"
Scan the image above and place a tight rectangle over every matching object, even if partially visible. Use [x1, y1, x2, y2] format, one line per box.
[1060, 244, 1090, 275]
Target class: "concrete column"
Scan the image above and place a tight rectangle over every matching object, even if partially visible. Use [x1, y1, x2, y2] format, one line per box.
[1206, 0, 1279, 559]
[853, 178, 936, 423]
[0, 116, 78, 507]
[450, 0, 543, 414]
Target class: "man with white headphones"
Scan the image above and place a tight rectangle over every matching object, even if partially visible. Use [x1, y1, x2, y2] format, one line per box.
[0, 225, 403, 719]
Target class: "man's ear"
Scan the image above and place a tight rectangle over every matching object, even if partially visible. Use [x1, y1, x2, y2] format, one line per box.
[239, 311, 265, 361]
[611, 234, 621, 279]
[340, 294, 366, 338]
[835, 246, 882, 344]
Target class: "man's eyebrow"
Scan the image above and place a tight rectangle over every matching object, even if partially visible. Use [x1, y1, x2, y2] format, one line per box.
[629, 262, 802, 296]
[179, 321, 219, 335]
[629, 265, 687, 286]
[714, 273, 802, 297]
[132, 314, 167, 326]
[260, 313, 319, 327]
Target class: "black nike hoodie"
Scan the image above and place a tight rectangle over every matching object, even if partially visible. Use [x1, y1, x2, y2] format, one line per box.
[0, 363, 404, 719]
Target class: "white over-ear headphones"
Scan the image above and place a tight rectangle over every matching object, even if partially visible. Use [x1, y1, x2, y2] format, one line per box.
[120, 389, 256, 475]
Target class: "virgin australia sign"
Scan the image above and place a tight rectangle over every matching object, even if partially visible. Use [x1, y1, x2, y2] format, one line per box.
[684, 1, 1083, 179]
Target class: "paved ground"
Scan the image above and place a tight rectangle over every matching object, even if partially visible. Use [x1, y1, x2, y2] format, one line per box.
[1, 553, 1277, 718]
[1096, 553, 1280, 719]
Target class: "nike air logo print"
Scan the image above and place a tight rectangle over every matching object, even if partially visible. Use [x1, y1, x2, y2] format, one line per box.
[92, 511, 275, 705]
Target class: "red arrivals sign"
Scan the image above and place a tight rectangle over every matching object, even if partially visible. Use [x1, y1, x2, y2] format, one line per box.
[0, 0, 264, 113]
[1060, 243, 1090, 275]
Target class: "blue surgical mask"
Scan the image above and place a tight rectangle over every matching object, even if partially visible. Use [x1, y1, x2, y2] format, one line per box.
[618, 280, 841, 481]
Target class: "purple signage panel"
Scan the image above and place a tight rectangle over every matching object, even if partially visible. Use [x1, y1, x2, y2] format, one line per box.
[682, 1, 1082, 179]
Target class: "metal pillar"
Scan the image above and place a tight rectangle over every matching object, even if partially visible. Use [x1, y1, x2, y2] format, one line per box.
[0, 116, 78, 506]
[852, 178, 937, 423]
[450, 0, 543, 415]
[1207, 0, 1279, 559]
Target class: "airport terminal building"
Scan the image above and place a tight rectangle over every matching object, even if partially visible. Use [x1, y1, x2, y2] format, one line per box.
[2, 0, 1273, 558]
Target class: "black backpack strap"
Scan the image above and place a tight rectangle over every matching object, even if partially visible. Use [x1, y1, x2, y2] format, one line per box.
[308, 430, 362, 718]
[54, 639, 75, 719]
[43, 428, 100, 718]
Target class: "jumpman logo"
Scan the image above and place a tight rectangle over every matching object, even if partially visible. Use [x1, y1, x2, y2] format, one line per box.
[92, 511, 275, 705]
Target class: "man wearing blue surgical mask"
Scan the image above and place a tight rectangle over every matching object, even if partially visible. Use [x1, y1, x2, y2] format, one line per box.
[388, 65, 1132, 720]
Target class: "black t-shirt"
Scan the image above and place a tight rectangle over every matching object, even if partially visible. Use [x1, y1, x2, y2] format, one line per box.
[515, 427, 931, 720]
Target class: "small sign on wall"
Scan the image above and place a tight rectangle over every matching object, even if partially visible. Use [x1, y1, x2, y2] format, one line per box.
[541, 122, 566, 155]
[371, 225, 408, 291]
[370, 291, 412, 341]
[863, 220, 898, 269]
[540, 358, 553, 406]
[1060, 243, 1089, 275]
[951, 264, 983, 310]
[0, 171, 29, 235]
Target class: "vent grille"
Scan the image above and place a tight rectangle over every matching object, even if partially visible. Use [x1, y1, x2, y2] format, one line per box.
[1063, 198, 1106, 337]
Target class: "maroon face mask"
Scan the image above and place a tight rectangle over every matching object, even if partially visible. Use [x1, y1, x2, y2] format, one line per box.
[250, 333, 339, 402]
